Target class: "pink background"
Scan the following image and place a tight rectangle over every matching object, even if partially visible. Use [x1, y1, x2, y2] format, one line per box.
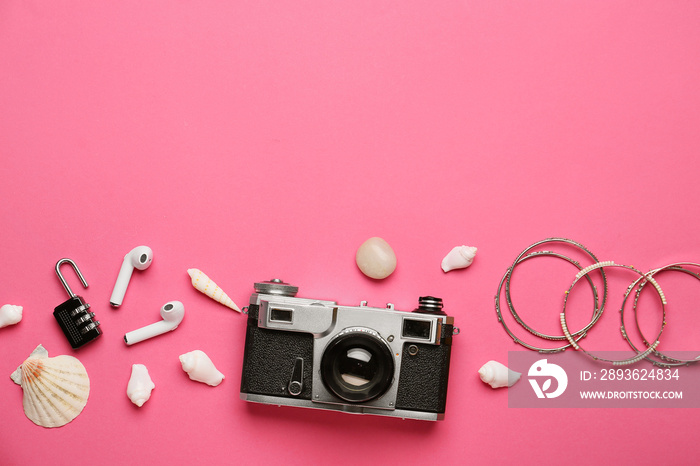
[2, 1, 699, 464]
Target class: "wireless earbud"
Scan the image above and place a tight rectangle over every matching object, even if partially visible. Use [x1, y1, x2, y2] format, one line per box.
[124, 301, 184, 345]
[110, 246, 153, 307]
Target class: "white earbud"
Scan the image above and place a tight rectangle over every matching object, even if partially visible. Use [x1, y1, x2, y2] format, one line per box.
[110, 246, 153, 307]
[124, 301, 185, 346]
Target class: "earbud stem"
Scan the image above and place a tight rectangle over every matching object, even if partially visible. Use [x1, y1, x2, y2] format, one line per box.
[110, 256, 134, 307]
[124, 321, 178, 346]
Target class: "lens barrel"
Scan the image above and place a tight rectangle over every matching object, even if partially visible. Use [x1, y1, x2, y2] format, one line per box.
[320, 328, 395, 403]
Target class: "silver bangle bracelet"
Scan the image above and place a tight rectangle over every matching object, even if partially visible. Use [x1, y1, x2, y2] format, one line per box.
[560, 262, 667, 366]
[497, 238, 700, 366]
[502, 238, 607, 341]
[622, 263, 700, 367]
[496, 249, 602, 352]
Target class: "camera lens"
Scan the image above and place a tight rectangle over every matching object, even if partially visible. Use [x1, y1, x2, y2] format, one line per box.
[320, 328, 394, 403]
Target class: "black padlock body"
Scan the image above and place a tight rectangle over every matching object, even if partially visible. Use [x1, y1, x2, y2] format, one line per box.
[53, 295, 101, 349]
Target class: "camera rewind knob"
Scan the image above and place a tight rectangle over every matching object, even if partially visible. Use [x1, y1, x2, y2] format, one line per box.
[414, 296, 445, 315]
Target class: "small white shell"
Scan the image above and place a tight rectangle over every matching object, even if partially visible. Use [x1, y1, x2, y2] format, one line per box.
[188, 268, 241, 312]
[356, 237, 397, 279]
[10, 344, 90, 427]
[441, 245, 477, 272]
[478, 360, 521, 389]
[126, 364, 155, 407]
[179, 350, 225, 386]
[0, 304, 23, 328]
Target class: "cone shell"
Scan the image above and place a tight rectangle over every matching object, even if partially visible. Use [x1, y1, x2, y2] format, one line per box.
[10, 344, 90, 427]
[179, 350, 225, 386]
[478, 360, 521, 389]
[0, 304, 23, 328]
[187, 268, 240, 312]
[126, 364, 155, 407]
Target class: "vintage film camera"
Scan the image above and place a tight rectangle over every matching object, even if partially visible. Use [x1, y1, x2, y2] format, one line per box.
[240, 280, 457, 421]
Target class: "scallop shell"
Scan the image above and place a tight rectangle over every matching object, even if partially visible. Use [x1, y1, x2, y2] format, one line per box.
[0, 304, 23, 328]
[441, 245, 477, 272]
[179, 350, 225, 386]
[10, 344, 90, 427]
[478, 360, 521, 389]
[127, 364, 155, 407]
[187, 268, 241, 312]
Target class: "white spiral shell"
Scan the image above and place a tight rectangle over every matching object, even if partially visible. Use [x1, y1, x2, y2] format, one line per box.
[179, 350, 225, 386]
[478, 360, 521, 389]
[441, 245, 477, 272]
[10, 344, 90, 427]
[126, 364, 155, 407]
[0, 304, 23, 328]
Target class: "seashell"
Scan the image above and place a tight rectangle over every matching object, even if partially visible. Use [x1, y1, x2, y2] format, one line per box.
[441, 245, 477, 273]
[179, 350, 225, 386]
[10, 344, 90, 427]
[356, 237, 397, 279]
[0, 304, 23, 328]
[126, 364, 155, 407]
[478, 360, 521, 389]
[187, 268, 240, 312]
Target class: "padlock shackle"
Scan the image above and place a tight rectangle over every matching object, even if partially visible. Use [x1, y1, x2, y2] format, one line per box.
[55, 258, 89, 298]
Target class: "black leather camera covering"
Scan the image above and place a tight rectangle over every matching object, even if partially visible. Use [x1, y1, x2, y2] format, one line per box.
[395, 324, 453, 414]
[240, 304, 314, 400]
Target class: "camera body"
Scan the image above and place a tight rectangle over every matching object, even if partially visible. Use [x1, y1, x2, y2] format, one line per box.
[240, 280, 456, 421]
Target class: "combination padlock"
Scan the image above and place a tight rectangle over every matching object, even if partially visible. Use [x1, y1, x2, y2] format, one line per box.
[53, 258, 102, 349]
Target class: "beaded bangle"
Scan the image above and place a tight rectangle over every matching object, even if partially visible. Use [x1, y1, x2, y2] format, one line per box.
[560, 262, 666, 365]
[622, 263, 700, 367]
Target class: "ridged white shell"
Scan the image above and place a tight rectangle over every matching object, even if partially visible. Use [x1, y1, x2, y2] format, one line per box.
[126, 364, 155, 407]
[10, 345, 90, 427]
[0, 304, 23, 328]
[441, 245, 477, 272]
[179, 350, 225, 386]
[187, 268, 241, 312]
[478, 360, 521, 389]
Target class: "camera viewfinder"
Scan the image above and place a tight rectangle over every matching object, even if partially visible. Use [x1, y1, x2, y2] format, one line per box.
[402, 318, 432, 339]
[270, 308, 293, 323]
